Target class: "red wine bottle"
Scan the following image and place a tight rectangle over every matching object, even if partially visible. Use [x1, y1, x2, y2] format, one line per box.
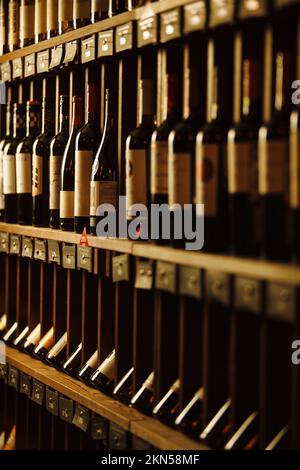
[75, 84, 100, 234]
[33, 326, 54, 362]
[152, 379, 180, 425]
[0, 103, 17, 223]
[16, 101, 40, 226]
[125, 80, 156, 240]
[62, 343, 82, 377]
[22, 323, 41, 355]
[258, 51, 292, 260]
[13, 325, 30, 349]
[90, 89, 117, 235]
[2, 322, 18, 346]
[46, 331, 67, 369]
[32, 98, 55, 227]
[90, 349, 115, 394]
[228, 27, 263, 257]
[265, 426, 289, 450]
[224, 411, 259, 450]
[49, 95, 69, 229]
[60, 96, 83, 232]
[112, 367, 134, 405]
[77, 350, 98, 384]
[174, 387, 204, 437]
[200, 399, 232, 449]
[130, 372, 154, 416]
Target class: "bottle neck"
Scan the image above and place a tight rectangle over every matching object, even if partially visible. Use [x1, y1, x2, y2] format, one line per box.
[13, 107, 25, 139]
[71, 99, 83, 131]
[139, 80, 155, 127]
[164, 73, 180, 122]
[87, 85, 98, 124]
[6, 105, 11, 137]
[274, 52, 291, 114]
[211, 67, 219, 121]
[242, 58, 262, 121]
[59, 113, 69, 133]
[26, 106, 40, 138]
[41, 104, 54, 135]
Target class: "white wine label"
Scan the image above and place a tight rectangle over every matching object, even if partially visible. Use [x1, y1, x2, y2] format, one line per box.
[74, 0, 91, 18]
[16, 153, 31, 194]
[3, 153, 16, 195]
[98, 350, 115, 381]
[47, 0, 58, 32]
[125, 147, 147, 216]
[20, 3, 35, 40]
[59, 0, 73, 21]
[258, 136, 287, 195]
[75, 150, 93, 217]
[8, 1, 19, 46]
[90, 180, 117, 216]
[195, 141, 218, 216]
[50, 155, 62, 210]
[32, 154, 43, 196]
[290, 114, 300, 208]
[168, 152, 191, 206]
[227, 138, 257, 194]
[35, 0, 47, 35]
[151, 140, 168, 195]
[60, 190, 74, 218]
[0, 151, 4, 210]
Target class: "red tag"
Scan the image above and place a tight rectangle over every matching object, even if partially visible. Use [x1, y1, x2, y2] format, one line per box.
[80, 228, 89, 247]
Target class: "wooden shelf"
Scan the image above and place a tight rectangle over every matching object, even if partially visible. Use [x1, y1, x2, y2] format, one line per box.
[5, 346, 207, 451]
[0, 0, 194, 65]
[1, 222, 300, 285]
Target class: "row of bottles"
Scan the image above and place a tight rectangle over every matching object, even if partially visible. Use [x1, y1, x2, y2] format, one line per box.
[0, 313, 288, 450]
[0, 0, 156, 53]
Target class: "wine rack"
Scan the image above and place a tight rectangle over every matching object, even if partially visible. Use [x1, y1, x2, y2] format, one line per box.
[0, 0, 299, 453]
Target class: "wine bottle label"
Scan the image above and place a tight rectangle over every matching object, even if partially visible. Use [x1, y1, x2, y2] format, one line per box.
[290, 128, 300, 208]
[32, 154, 43, 196]
[16, 153, 31, 194]
[48, 332, 67, 358]
[47, 0, 58, 31]
[151, 141, 168, 195]
[0, 151, 4, 210]
[59, 0, 73, 21]
[24, 323, 41, 348]
[258, 138, 287, 195]
[60, 190, 74, 218]
[74, 0, 91, 18]
[75, 150, 93, 217]
[49, 155, 62, 210]
[98, 350, 115, 381]
[8, 1, 19, 47]
[20, 2, 35, 40]
[195, 143, 218, 216]
[125, 148, 147, 217]
[227, 139, 257, 194]
[3, 154, 16, 194]
[90, 181, 117, 216]
[35, 0, 47, 35]
[168, 152, 191, 206]
[35, 327, 54, 353]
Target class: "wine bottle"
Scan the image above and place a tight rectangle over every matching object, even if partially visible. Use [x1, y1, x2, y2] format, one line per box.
[13, 325, 30, 349]
[22, 323, 41, 354]
[151, 72, 180, 213]
[228, 30, 263, 257]
[0, 0, 7, 55]
[200, 399, 231, 449]
[130, 372, 154, 416]
[152, 379, 180, 425]
[58, 0, 73, 34]
[258, 52, 292, 260]
[34, 0, 47, 42]
[90, 349, 115, 394]
[90, 89, 117, 235]
[74, 0, 91, 28]
[290, 106, 300, 262]
[2, 322, 18, 345]
[77, 350, 98, 384]
[265, 426, 289, 450]
[62, 343, 82, 377]
[224, 411, 259, 450]
[49, 95, 69, 229]
[46, 331, 67, 369]
[32, 98, 55, 227]
[60, 96, 83, 231]
[33, 326, 54, 362]
[112, 367, 134, 405]
[8, 0, 19, 52]
[195, 37, 233, 254]
[19, 0, 35, 47]
[75, 84, 100, 234]
[125, 80, 156, 239]
[46, 0, 58, 38]
[16, 100, 40, 226]
[91, 0, 109, 22]
[174, 387, 204, 437]
[0, 103, 13, 221]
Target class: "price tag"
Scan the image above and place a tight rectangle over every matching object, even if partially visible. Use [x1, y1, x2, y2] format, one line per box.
[239, 0, 268, 18]
[34, 239, 47, 262]
[138, 16, 157, 47]
[98, 30, 114, 57]
[206, 271, 231, 306]
[59, 396, 74, 423]
[134, 259, 153, 290]
[50, 45, 64, 69]
[10, 235, 21, 255]
[0, 232, 9, 253]
[1, 62, 11, 82]
[184, 1, 207, 34]
[235, 278, 262, 314]
[20, 372, 31, 397]
[46, 387, 59, 416]
[62, 244, 76, 270]
[155, 261, 177, 294]
[22, 237, 33, 258]
[112, 254, 130, 282]
[12, 58, 23, 79]
[24, 53, 35, 77]
[179, 266, 202, 299]
[91, 413, 108, 442]
[31, 380, 44, 405]
[267, 284, 295, 323]
[116, 22, 134, 53]
[8, 365, 18, 390]
[160, 8, 181, 43]
[109, 423, 129, 450]
[81, 36, 95, 63]
[72, 403, 89, 432]
[37, 50, 49, 74]
[209, 0, 235, 28]
[63, 41, 78, 64]
[48, 240, 61, 265]
[77, 246, 92, 272]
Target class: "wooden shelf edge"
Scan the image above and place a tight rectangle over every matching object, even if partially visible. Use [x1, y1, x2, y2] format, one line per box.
[0, 0, 194, 64]
[5, 346, 206, 450]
